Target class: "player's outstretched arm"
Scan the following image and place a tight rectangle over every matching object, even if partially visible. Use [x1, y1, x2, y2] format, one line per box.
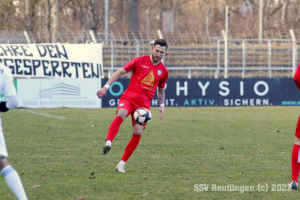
[157, 86, 165, 120]
[6, 95, 18, 109]
[0, 77, 18, 112]
[0, 95, 18, 112]
[97, 67, 127, 99]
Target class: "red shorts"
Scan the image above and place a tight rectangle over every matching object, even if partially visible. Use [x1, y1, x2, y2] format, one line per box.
[117, 97, 149, 127]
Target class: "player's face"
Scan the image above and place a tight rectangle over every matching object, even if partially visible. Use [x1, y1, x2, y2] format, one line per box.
[151, 45, 167, 62]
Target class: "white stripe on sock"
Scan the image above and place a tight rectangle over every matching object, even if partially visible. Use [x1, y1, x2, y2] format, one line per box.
[1, 165, 15, 177]
[1, 165, 11, 175]
[1, 165, 28, 200]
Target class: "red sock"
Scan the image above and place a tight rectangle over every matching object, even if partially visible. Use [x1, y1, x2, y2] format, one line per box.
[291, 144, 300, 183]
[121, 134, 141, 162]
[106, 116, 123, 142]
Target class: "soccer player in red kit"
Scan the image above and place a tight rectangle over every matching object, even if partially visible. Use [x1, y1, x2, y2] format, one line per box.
[96, 39, 168, 173]
[290, 63, 300, 189]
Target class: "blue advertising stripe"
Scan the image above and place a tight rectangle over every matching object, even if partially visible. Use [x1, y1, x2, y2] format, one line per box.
[101, 78, 300, 107]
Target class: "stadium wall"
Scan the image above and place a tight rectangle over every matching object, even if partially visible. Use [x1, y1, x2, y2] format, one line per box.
[15, 79, 102, 108]
[9, 77, 300, 108]
[102, 78, 300, 107]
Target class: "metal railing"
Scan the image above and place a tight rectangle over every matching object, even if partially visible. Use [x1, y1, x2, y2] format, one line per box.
[216, 39, 297, 78]
[103, 39, 297, 78]
[1, 29, 300, 44]
[1, 30, 299, 78]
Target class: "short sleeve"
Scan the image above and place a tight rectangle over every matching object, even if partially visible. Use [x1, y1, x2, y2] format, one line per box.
[158, 69, 169, 88]
[123, 57, 140, 72]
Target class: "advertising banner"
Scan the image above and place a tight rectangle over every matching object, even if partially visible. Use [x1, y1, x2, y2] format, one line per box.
[17, 79, 101, 108]
[101, 78, 300, 107]
[0, 44, 103, 78]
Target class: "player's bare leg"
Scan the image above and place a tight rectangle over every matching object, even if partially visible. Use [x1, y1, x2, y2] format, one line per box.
[0, 157, 9, 168]
[116, 124, 144, 173]
[102, 108, 128, 155]
[0, 157, 28, 200]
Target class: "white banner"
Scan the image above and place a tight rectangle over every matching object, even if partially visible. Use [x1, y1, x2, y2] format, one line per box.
[17, 79, 101, 108]
[0, 43, 103, 78]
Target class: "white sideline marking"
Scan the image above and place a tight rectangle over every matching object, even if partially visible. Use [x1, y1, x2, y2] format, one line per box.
[20, 109, 66, 120]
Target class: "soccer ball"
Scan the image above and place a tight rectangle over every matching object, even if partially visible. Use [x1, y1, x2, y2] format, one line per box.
[134, 108, 152, 125]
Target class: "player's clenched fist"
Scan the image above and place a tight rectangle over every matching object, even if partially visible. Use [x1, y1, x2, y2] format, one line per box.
[97, 87, 108, 99]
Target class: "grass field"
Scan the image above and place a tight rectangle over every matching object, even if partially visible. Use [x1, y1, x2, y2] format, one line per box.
[0, 106, 299, 199]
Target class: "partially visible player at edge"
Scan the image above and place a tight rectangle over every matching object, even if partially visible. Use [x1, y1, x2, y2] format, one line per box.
[96, 39, 168, 173]
[290, 63, 300, 190]
[0, 64, 28, 199]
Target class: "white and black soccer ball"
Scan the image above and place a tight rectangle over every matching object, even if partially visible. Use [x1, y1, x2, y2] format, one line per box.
[134, 108, 152, 125]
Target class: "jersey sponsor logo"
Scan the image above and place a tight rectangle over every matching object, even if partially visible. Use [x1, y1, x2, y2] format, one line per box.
[142, 65, 149, 68]
[119, 103, 124, 107]
[141, 71, 155, 86]
[142, 86, 153, 91]
[157, 70, 162, 75]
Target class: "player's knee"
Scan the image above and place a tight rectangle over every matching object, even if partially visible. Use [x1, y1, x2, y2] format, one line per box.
[117, 109, 128, 119]
[133, 131, 142, 135]
[133, 130, 142, 135]
[117, 113, 127, 119]
[295, 136, 300, 144]
[116, 112, 127, 120]
[133, 124, 144, 135]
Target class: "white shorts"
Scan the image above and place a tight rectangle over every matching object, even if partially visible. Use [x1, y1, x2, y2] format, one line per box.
[0, 130, 8, 157]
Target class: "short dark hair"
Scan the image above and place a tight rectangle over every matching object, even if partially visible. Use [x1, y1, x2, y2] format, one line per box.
[154, 39, 168, 50]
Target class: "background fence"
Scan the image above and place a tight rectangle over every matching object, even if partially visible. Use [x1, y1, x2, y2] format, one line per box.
[1, 29, 299, 78]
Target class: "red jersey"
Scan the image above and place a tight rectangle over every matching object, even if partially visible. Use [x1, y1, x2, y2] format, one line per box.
[121, 55, 168, 108]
